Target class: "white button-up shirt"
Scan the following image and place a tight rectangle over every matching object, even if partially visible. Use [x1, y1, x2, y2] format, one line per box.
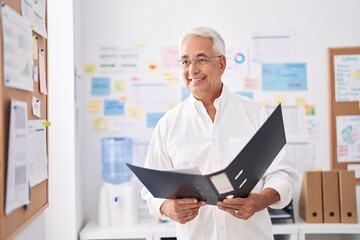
[141, 86, 298, 240]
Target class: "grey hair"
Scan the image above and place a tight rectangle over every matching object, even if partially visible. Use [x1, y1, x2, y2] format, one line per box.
[179, 27, 226, 56]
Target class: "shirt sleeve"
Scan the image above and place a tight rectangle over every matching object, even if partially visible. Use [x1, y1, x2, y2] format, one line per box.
[141, 119, 173, 217]
[263, 147, 299, 209]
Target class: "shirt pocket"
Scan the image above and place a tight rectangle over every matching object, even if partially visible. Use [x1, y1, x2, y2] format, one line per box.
[228, 137, 251, 161]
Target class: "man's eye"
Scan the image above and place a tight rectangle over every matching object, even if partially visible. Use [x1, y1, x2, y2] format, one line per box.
[182, 60, 190, 65]
[198, 58, 208, 64]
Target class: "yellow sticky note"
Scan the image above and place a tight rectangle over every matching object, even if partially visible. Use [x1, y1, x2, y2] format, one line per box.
[93, 117, 107, 130]
[274, 94, 287, 105]
[295, 97, 307, 106]
[168, 103, 177, 110]
[88, 100, 102, 113]
[84, 63, 96, 76]
[163, 72, 178, 85]
[128, 106, 141, 119]
[33, 35, 38, 60]
[352, 70, 360, 79]
[114, 80, 126, 92]
[42, 120, 51, 126]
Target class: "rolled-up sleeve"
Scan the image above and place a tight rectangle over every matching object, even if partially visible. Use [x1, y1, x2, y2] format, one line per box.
[263, 147, 299, 209]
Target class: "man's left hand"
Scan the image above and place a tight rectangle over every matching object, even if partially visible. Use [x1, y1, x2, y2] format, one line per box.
[216, 188, 279, 220]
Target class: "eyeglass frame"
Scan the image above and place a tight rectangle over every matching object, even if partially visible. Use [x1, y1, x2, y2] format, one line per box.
[177, 55, 222, 69]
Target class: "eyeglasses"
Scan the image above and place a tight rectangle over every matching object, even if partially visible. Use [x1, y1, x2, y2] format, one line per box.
[177, 56, 222, 69]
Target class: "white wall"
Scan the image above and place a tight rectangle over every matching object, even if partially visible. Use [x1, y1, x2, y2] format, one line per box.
[79, 0, 360, 224]
[13, 1, 79, 239]
[45, 0, 78, 239]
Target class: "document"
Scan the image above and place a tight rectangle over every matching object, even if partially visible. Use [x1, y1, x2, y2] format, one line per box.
[27, 119, 48, 187]
[6, 100, 30, 214]
[1, 4, 34, 92]
[128, 104, 286, 205]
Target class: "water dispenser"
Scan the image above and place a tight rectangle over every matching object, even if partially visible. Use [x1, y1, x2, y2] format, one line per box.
[98, 137, 137, 227]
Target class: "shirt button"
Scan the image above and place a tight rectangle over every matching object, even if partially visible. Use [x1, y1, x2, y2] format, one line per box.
[212, 138, 217, 142]
[220, 226, 224, 230]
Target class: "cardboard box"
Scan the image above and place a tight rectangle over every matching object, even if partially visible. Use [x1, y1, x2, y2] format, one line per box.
[322, 171, 340, 223]
[338, 170, 358, 223]
[299, 171, 323, 223]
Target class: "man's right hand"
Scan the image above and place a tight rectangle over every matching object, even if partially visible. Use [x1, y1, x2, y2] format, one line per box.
[160, 198, 206, 224]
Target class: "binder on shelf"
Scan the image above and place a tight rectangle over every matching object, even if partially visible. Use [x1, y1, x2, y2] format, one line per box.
[322, 171, 340, 223]
[128, 104, 286, 205]
[338, 170, 358, 223]
[268, 200, 295, 223]
[299, 171, 323, 223]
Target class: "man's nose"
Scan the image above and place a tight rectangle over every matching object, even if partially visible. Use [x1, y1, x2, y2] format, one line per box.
[188, 61, 199, 75]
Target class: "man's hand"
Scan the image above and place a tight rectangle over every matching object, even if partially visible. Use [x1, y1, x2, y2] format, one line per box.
[160, 198, 206, 224]
[217, 188, 280, 220]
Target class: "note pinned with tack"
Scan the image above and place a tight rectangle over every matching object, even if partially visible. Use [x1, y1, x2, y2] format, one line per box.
[33, 35, 38, 60]
[39, 48, 47, 94]
[32, 96, 41, 118]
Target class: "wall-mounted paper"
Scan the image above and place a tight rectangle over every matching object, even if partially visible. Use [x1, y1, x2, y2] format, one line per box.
[2, 4, 33, 92]
[32, 96, 41, 118]
[6, 100, 30, 214]
[39, 49, 47, 94]
[336, 115, 360, 163]
[262, 63, 307, 91]
[21, 0, 47, 38]
[334, 55, 360, 102]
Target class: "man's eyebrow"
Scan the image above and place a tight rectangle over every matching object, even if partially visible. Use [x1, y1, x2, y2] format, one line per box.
[180, 53, 208, 59]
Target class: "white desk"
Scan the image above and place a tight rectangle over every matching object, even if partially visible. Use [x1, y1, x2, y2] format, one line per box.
[80, 219, 299, 240]
[80, 217, 360, 240]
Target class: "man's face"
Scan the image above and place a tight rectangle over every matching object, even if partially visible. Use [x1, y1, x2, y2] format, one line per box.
[180, 36, 226, 101]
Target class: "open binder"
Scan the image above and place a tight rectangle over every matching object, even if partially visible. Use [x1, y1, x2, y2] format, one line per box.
[127, 104, 286, 205]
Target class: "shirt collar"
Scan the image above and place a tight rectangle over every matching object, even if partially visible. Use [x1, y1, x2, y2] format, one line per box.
[188, 84, 229, 115]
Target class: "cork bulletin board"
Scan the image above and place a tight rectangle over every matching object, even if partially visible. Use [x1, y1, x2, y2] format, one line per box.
[328, 46, 360, 185]
[0, 0, 48, 239]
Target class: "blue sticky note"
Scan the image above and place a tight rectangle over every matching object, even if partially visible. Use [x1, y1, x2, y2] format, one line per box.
[146, 112, 165, 128]
[92, 77, 111, 95]
[262, 63, 307, 91]
[104, 100, 124, 115]
[235, 91, 253, 99]
[181, 87, 190, 101]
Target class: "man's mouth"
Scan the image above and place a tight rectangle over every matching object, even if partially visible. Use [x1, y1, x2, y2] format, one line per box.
[190, 76, 206, 82]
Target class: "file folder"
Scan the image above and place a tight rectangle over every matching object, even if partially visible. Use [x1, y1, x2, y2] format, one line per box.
[299, 171, 323, 223]
[338, 170, 358, 223]
[322, 171, 340, 223]
[128, 104, 286, 205]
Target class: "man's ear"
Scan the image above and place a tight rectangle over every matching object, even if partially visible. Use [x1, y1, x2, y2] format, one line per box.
[219, 55, 227, 73]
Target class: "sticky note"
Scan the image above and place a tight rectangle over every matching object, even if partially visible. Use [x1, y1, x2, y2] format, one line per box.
[93, 117, 107, 130]
[146, 112, 165, 128]
[33, 35, 39, 60]
[104, 100, 124, 115]
[91, 77, 110, 95]
[114, 80, 126, 91]
[84, 63, 96, 76]
[88, 100, 102, 113]
[274, 94, 287, 105]
[128, 106, 141, 119]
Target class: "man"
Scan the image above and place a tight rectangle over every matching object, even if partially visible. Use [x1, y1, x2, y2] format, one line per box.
[141, 26, 298, 239]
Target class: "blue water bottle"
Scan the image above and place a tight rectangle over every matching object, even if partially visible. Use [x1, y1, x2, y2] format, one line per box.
[101, 138, 133, 184]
